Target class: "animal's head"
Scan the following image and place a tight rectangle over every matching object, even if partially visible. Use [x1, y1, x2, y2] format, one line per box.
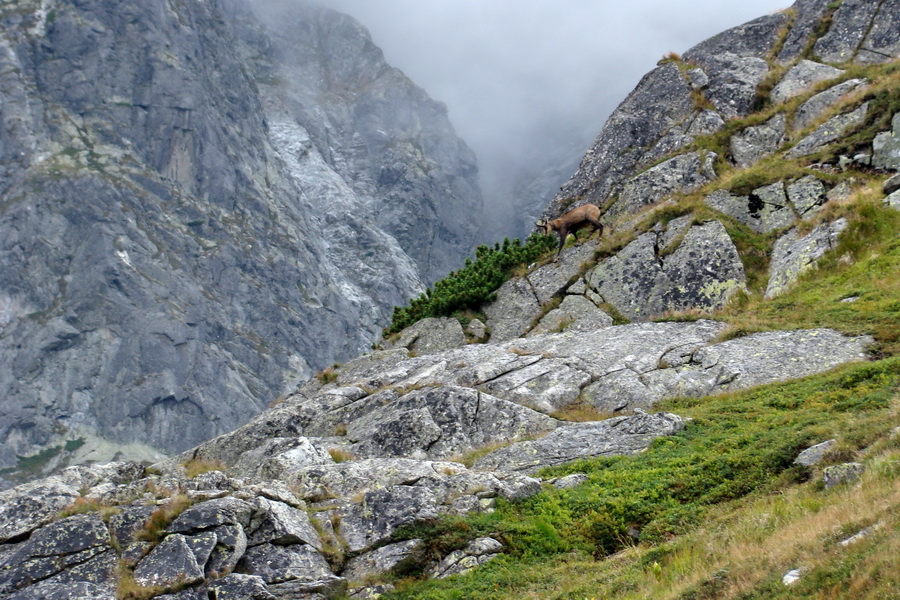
[535, 218, 552, 234]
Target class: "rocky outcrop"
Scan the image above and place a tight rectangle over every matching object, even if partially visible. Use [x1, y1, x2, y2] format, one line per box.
[765, 219, 848, 299]
[613, 152, 718, 219]
[873, 113, 900, 170]
[788, 102, 871, 157]
[382, 318, 467, 355]
[731, 114, 787, 167]
[0, 309, 870, 598]
[587, 220, 746, 320]
[473, 411, 686, 474]
[0, 0, 482, 480]
[546, 0, 900, 224]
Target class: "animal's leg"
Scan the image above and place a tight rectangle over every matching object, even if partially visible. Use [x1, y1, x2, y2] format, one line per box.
[554, 229, 567, 261]
[587, 217, 604, 244]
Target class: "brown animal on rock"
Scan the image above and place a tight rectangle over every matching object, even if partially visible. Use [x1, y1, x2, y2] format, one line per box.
[536, 204, 604, 261]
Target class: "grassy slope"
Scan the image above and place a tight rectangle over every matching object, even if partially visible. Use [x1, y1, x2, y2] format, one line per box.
[369, 53, 900, 600]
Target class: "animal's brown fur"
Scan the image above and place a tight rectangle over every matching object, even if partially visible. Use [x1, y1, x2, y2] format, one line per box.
[536, 204, 604, 261]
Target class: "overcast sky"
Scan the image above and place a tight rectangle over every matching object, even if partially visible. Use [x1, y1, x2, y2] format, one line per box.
[310, 0, 790, 234]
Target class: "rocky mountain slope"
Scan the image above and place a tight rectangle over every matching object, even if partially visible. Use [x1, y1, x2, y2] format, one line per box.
[0, 0, 481, 479]
[0, 0, 898, 598]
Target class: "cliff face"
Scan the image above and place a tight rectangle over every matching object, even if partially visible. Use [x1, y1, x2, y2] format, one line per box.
[0, 0, 897, 598]
[545, 0, 900, 220]
[0, 0, 481, 478]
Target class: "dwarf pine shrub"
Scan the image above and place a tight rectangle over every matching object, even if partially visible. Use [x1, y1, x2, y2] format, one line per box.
[385, 234, 556, 335]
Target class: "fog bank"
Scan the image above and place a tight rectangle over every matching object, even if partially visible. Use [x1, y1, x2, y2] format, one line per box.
[311, 0, 790, 239]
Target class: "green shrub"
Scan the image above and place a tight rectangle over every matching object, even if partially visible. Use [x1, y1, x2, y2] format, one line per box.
[385, 234, 556, 335]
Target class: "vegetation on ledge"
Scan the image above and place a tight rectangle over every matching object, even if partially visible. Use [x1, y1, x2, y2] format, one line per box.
[385, 234, 556, 335]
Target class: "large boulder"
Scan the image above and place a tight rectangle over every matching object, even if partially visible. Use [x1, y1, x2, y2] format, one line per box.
[873, 113, 900, 171]
[473, 411, 686, 474]
[766, 219, 848, 299]
[587, 220, 746, 320]
[613, 152, 718, 219]
[771, 61, 844, 104]
[787, 102, 870, 158]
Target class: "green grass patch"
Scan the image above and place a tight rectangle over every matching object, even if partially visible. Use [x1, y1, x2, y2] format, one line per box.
[720, 192, 900, 357]
[383, 358, 899, 599]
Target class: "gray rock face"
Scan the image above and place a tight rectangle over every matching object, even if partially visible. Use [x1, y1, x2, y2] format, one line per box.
[814, 0, 900, 64]
[692, 53, 770, 120]
[0, 0, 482, 478]
[794, 79, 868, 131]
[343, 386, 559, 461]
[208, 574, 276, 600]
[547, 0, 898, 227]
[550, 62, 697, 214]
[884, 174, 900, 195]
[239, 543, 335, 586]
[134, 534, 204, 588]
[473, 411, 686, 474]
[788, 102, 870, 158]
[248, 498, 322, 550]
[528, 295, 613, 336]
[771, 61, 844, 105]
[427, 537, 504, 579]
[731, 114, 786, 168]
[873, 113, 900, 171]
[823, 462, 865, 489]
[614, 152, 718, 219]
[484, 278, 542, 343]
[587, 221, 746, 321]
[778, 0, 832, 63]
[703, 190, 765, 233]
[138, 321, 869, 510]
[766, 219, 848, 299]
[885, 190, 900, 211]
[342, 539, 426, 582]
[787, 176, 828, 218]
[794, 440, 836, 467]
[383, 318, 466, 355]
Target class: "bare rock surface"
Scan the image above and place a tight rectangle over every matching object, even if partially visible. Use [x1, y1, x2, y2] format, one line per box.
[382, 318, 466, 355]
[587, 221, 746, 320]
[794, 440, 837, 467]
[794, 79, 868, 131]
[788, 103, 870, 158]
[873, 113, 900, 171]
[766, 219, 848, 299]
[528, 295, 613, 336]
[771, 61, 844, 104]
[613, 152, 718, 219]
[473, 411, 686, 475]
[427, 537, 504, 579]
[731, 114, 786, 168]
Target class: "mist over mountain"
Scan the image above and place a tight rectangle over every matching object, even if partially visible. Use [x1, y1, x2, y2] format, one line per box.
[310, 0, 788, 240]
[0, 0, 481, 480]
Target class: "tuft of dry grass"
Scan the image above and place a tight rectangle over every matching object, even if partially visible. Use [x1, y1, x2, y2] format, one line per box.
[181, 457, 226, 479]
[135, 493, 192, 544]
[116, 561, 168, 600]
[57, 497, 121, 521]
[550, 403, 622, 423]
